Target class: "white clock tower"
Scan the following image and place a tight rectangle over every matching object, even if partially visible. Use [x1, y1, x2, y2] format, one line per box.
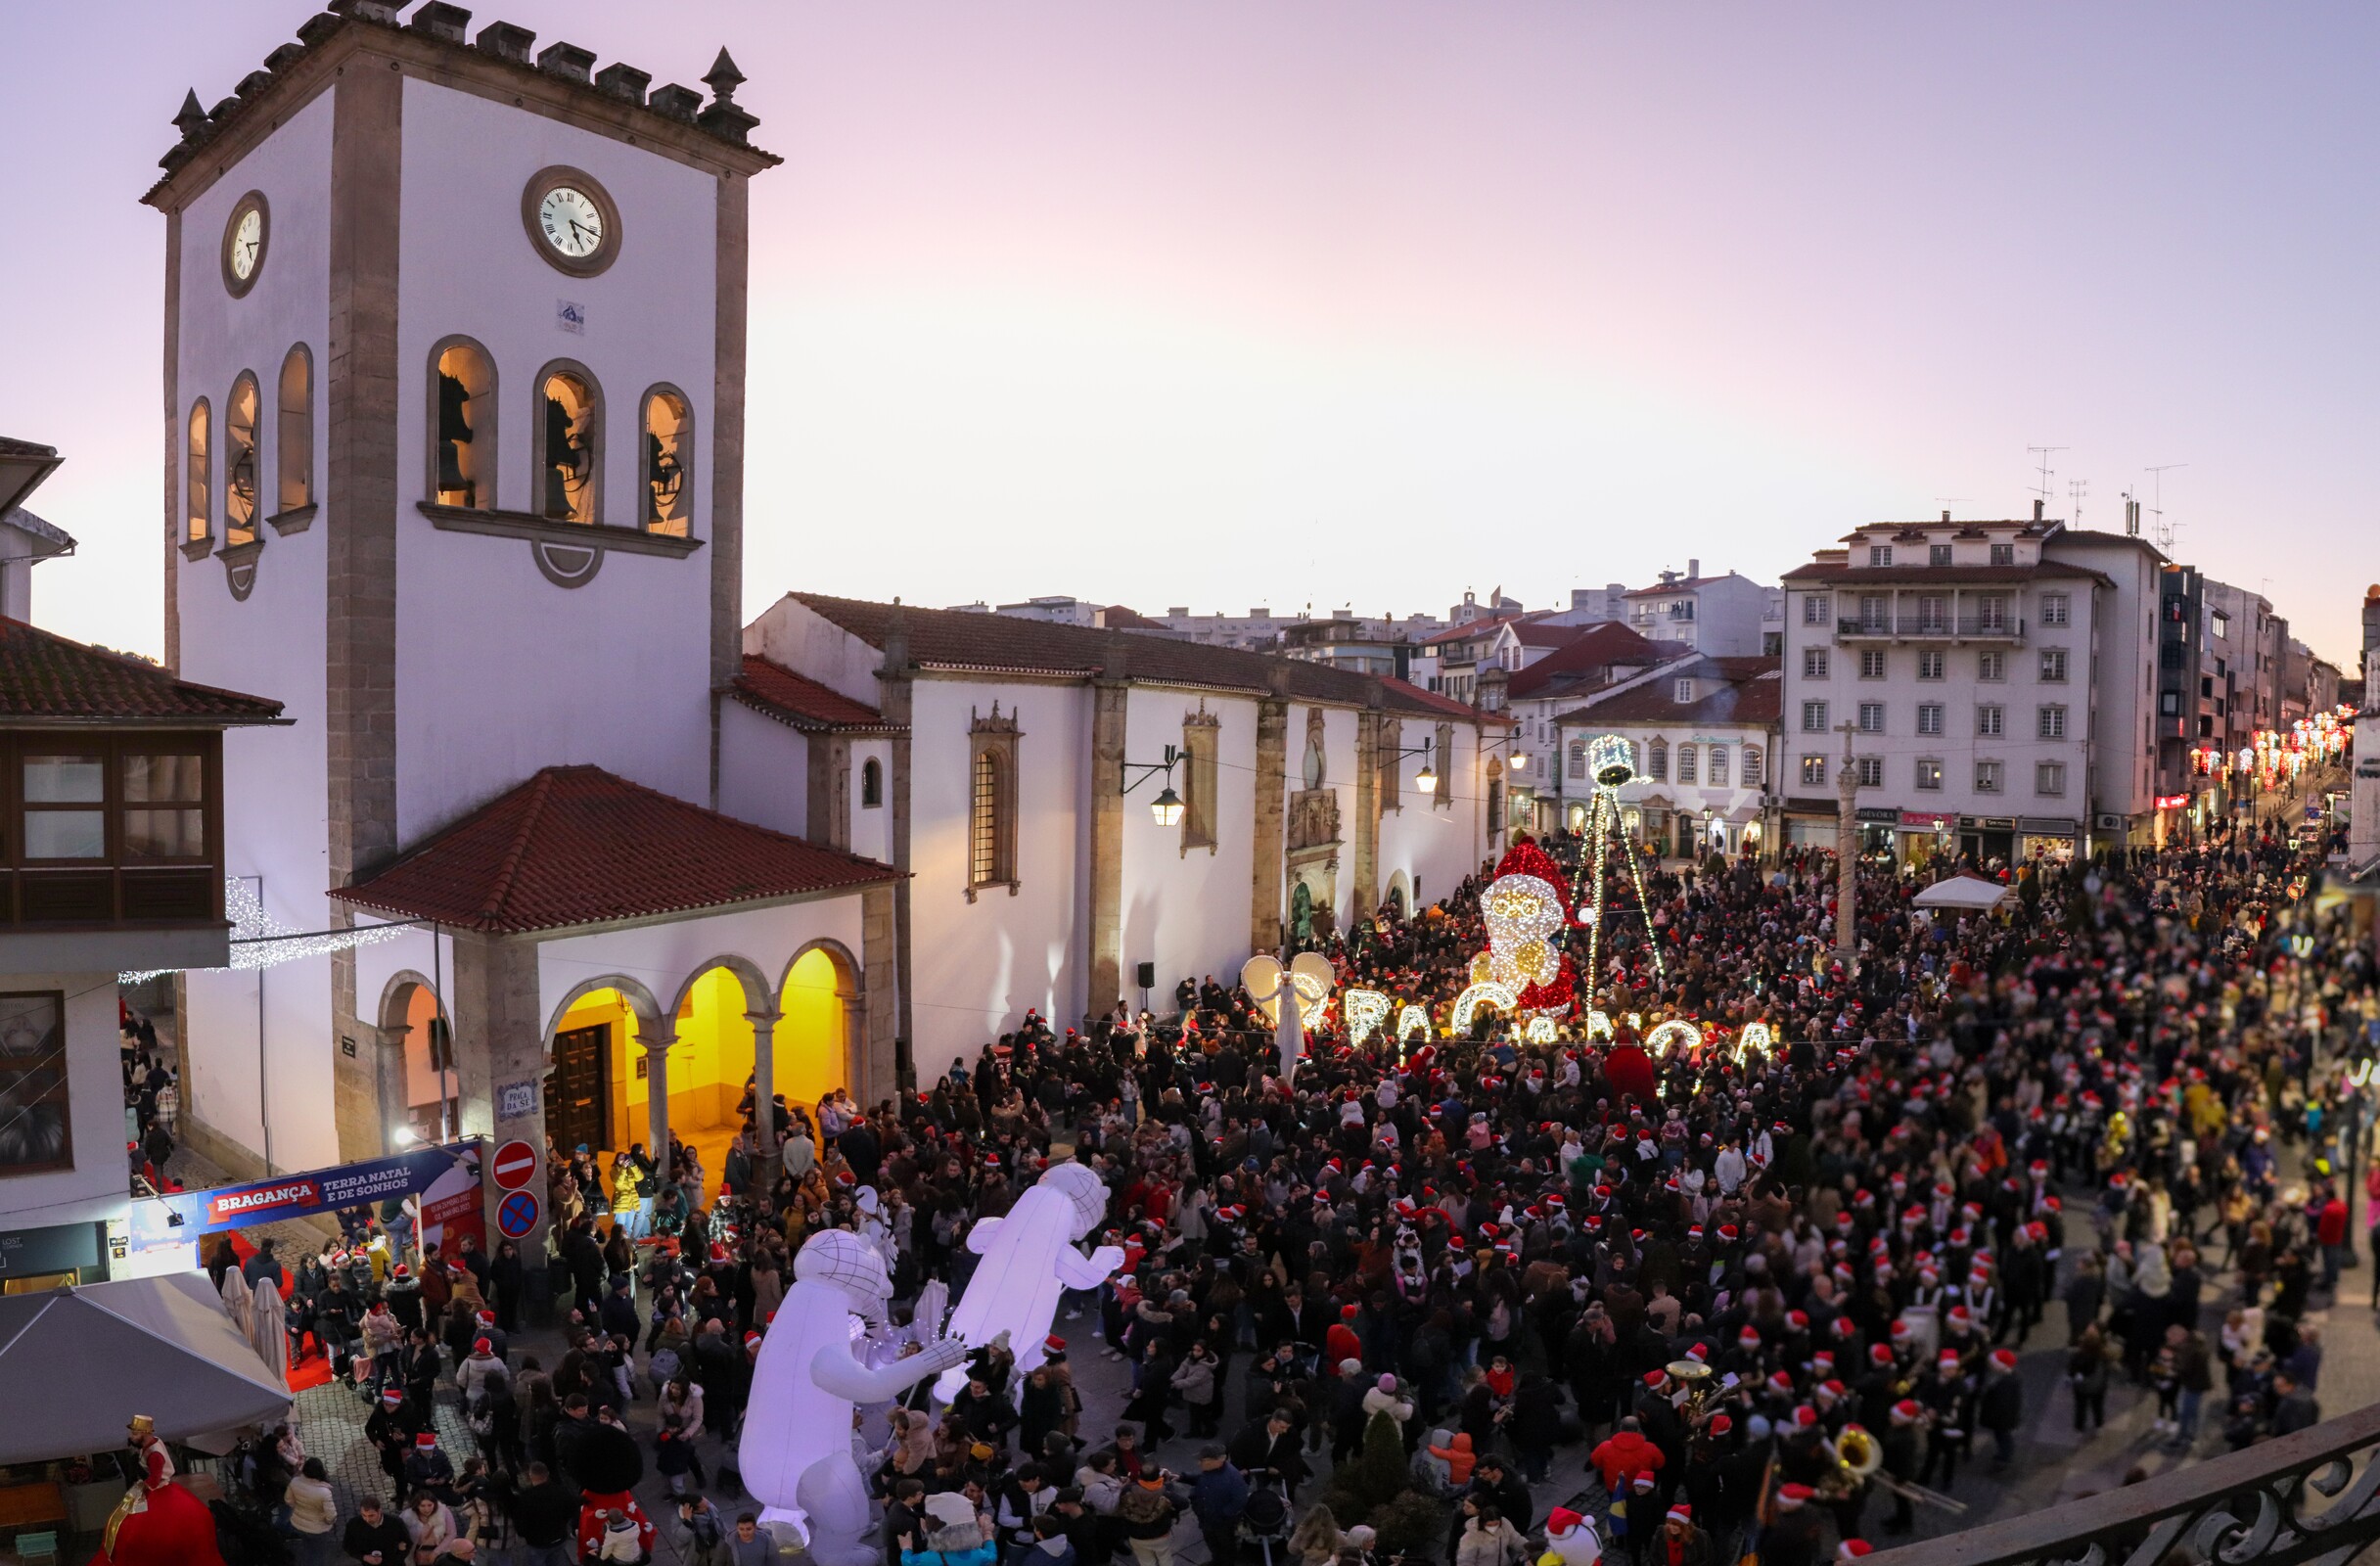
[144, 1, 778, 1171]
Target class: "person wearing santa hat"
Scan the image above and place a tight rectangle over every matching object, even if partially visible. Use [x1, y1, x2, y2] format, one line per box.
[1764, 1484, 1823, 1566]
[1878, 1401, 1926, 1536]
[1540, 1505, 1602, 1566]
[1979, 1348, 2025, 1469]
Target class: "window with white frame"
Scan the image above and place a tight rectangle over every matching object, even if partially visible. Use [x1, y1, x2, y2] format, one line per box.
[1979, 651, 2005, 681]
[1803, 647, 1830, 679]
[1709, 747, 1729, 786]
[1674, 677, 1695, 703]
[1857, 702, 1885, 733]
[1916, 703, 1944, 736]
[1978, 705, 2003, 737]
[2036, 760, 2066, 796]
[1990, 541, 2014, 566]
[1929, 543, 1952, 567]
[1917, 650, 1945, 680]
[1648, 738, 1669, 781]
[1859, 649, 1886, 678]
[1568, 740, 1585, 780]
[1801, 700, 1828, 732]
[1856, 757, 1883, 787]
[1975, 759, 2003, 793]
[1976, 594, 2009, 630]
[1801, 755, 1827, 786]
[2041, 593, 2070, 626]
[1869, 544, 1893, 567]
[2037, 705, 2066, 739]
[1802, 593, 1831, 624]
[1742, 746, 1763, 786]
[2040, 649, 2067, 682]
[1677, 745, 1698, 784]
[1915, 759, 1943, 791]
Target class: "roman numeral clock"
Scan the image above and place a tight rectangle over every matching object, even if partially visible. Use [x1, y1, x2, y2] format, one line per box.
[521, 165, 620, 278]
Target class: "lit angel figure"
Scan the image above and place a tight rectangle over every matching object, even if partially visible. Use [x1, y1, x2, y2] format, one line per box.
[933, 1161, 1125, 1402]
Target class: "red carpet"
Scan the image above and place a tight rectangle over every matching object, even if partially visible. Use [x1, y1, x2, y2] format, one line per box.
[221, 1230, 336, 1390]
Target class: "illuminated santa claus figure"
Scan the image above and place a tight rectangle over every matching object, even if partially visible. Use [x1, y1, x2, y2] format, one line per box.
[933, 1160, 1126, 1403]
[91, 1415, 224, 1566]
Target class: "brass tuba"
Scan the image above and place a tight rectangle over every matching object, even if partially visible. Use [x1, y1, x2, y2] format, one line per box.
[1667, 1359, 1716, 1420]
[1836, 1424, 1884, 1480]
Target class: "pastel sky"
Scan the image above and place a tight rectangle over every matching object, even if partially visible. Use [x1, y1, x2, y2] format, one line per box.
[4, 2, 2375, 665]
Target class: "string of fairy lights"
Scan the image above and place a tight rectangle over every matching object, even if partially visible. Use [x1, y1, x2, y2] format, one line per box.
[119, 876, 415, 983]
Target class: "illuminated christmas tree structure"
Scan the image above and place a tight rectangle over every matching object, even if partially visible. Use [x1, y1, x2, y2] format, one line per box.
[1571, 733, 1667, 993]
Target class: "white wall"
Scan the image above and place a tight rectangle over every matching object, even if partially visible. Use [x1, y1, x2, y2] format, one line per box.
[905, 675, 1090, 1068]
[0, 974, 134, 1231]
[717, 702, 809, 841]
[393, 77, 718, 840]
[1377, 718, 1484, 913]
[2049, 536, 2161, 820]
[174, 95, 342, 1177]
[746, 598, 885, 710]
[1118, 685, 1258, 1001]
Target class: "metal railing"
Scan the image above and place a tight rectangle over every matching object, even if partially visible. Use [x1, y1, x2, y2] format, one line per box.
[1868, 1399, 2380, 1566]
[1837, 615, 2026, 640]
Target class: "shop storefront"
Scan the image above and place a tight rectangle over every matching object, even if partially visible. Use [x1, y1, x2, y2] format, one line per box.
[2018, 815, 2080, 861]
[0, 1221, 104, 1294]
[1854, 806, 1898, 857]
[1781, 796, 1837, 850]
[1957, 814, 2017, 865]
[1897, 809, 1956, 869]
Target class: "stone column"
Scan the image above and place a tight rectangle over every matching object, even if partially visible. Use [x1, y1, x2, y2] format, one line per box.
[452, 931, 553, 1256]
[806, 734, 853, 851]
[1353, 702, 1383, 917]
[862, 883, 901, 1097]
[1251, 690, 1289, 953]
[643, 1029, 676, 1159]
[375, 1025, 411, 1155]
[877, 616, 916, 1053]
[1087, 675, 1129, 1019]
[747, 1010, 780, 1156]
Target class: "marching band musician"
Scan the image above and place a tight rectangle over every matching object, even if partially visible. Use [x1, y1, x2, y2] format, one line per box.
[1878, 1400, 1926, 1536]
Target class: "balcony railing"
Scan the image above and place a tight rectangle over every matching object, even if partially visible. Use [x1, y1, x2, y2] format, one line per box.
[1837, 615, 2026, 641]
[1870, 1398, 2380, 1566]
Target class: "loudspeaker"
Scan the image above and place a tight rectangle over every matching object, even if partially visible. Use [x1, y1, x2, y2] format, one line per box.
[1135, 961, 1157, 990]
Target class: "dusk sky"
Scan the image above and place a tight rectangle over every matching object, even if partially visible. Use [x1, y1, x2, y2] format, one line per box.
[5, 2, 2376, 664]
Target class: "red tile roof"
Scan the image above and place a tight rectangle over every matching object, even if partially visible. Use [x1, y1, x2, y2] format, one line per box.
[1505, 622, 1667, 699]
[1781, 561, 2108, 587]
[0, 617, 283, 724]
[788, 594, 1474, 721]
[1381, 678, 1485, 720]
[334, 764, 897, 934]
[1417, 612, 1539, 648]
[730, 655, 899, 732]
[1556, 657, 1781, 727]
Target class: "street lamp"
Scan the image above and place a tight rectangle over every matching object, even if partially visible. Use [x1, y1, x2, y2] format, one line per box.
[1396, 736, 1439, 794]
[1121, 745, 1187, 826]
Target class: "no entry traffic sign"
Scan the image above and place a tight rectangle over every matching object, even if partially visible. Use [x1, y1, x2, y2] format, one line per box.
[496, 1188, 542, 1239]
[491, 1140, 539, 1191]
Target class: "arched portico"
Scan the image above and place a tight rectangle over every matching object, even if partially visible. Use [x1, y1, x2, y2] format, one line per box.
[540, 975, 667, 1161]
[777, 939, 862, 1125]
[375, 969, 454, 1153]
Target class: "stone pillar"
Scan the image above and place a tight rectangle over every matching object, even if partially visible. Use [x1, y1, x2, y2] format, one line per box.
[1353, 704, 1383, 918]
[747, 1010, 780, 1156]
[806, 734, 853, 851]
[375, 1024, 411, 1154]
[877, 618, 916, 1054]
[862, 883, 900, 1098]
[451, 932, 552, 1253]
[1087, 677, 1129, 1019]
[1251, 691, 1289, 954]
[643, 1029, 676, 1159]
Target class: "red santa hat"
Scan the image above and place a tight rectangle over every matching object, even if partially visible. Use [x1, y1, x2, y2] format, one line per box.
[1644, 1369, 1669, 1388]
[474, 1337, 493, 1354]
[1546, 1509, 1584, 1536]
[477, 1310, 495, 1325]
[1707, 1413, 1733, 1436]
[1791, 1405, 1818, 1429]
[1991, 1349, 2019, 1372]
[415, 1432, 437, 1449]
[391, 1263, 410, 1279]
[1045, 1335, 1067, 1354]
[1738, 1327, 1761, 1349]
[1777, 1485, 1813, 1509]
[1891, 1399, 1923, 1424]
[1840, 1543, 1874, 1560]
[1666, 1503, 1693, 1526]
[1869, 1344, 1895, 1366]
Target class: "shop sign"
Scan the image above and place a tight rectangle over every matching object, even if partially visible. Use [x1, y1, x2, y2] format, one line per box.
[1855, 806, 1899, 824]
[0, 1220, 101, 1276]
[2019, 817, 2078, 837]
[1981, 816, 2016, 830]
[1899, 811, 1952, 830]
[2154, 794, 2191, 809]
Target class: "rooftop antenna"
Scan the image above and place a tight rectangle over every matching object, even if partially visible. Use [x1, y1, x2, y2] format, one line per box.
[2067, 478, 2088, 527]
[1933, 496, 1970, 521]
[2145, 463, 2187, 553]
[2122, 487, 2141, 536]
[2027, 445, 2067, 504]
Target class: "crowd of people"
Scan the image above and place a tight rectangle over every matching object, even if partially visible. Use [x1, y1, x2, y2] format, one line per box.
[192, 792, 2379, 1566]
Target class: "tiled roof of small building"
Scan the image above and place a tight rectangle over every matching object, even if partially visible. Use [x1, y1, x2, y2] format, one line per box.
[335, 764, 896, 934]
[0, 618, 283, 724]
[1556, 657, 1781, 727]
[730, 655, 899, 732]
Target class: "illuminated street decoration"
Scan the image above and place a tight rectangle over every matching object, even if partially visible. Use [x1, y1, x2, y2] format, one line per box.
[1644, 1019, 1703, 1060]
[1570, 734, 1668, 993]
[1733, 1021, 1775, 1067]
[1451, 980, 1518, 1034]
[122, 875, 410, 983]
[1344, 989, 1393, 1048]
[1242, 950, 1337, 1082]
[1395, 1004, 1432, 1046]
[1525, 1014, 1560, 1043]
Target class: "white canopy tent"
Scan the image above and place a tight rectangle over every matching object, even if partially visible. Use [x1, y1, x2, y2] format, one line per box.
[0, 1273, 291, 1464]
[1913, 873, 2013, 912]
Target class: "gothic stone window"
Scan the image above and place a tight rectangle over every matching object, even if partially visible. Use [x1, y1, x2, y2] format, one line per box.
[277, 344, 312, 517]
[224, 372, 260, 547]
[535, 361, 602, 524]
[1182, 708, 1220, 853]
[430, 338, 497, 510]
[1379, 716, 1402, 813]
[967, 705, 1021, 898]
[1434, 721, 1453, 810]
[641, 384, 694, 535]
[860, 757, 884, 809]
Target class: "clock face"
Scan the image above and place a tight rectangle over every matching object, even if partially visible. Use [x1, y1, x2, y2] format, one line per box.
[230, 207, 263, 280]
[538, 186, 607, 259]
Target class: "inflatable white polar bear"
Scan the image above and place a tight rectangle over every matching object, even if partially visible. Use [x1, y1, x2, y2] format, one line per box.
[934, 1160, 1126, 1404]
[739, 1229, 970, 1566]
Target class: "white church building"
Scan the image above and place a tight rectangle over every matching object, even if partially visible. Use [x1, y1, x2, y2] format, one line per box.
[145, 2, 1495, 1241]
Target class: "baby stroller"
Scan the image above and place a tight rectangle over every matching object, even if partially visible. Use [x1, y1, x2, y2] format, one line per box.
[1241, 1483, 1292, 1566]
